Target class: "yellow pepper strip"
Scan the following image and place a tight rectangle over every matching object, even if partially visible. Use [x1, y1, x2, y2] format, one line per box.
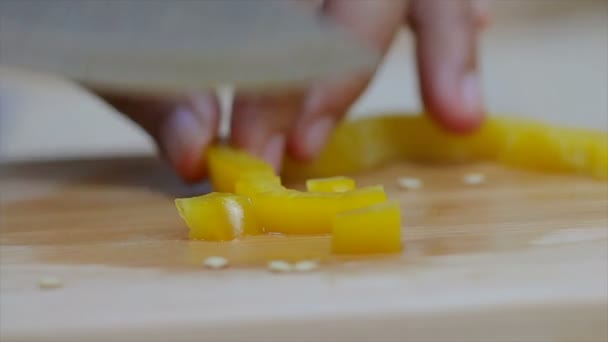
[283, 114, 608, 181]
[332, 201, 402, 254]
[283, 114, 504, 179]
[499, 123, 608, 178]
[589, 133, 608, 179]
[175, 193, 262, 241]
[306, 176, 356, 193]
[250, 185, 387, 234]
[235, 172, 285, 197]
[207, 146, 276, 192]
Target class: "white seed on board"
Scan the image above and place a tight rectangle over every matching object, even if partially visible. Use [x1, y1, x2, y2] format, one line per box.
[38, 276, 63, 290]
[294, 260, 319, 272]
[397, 177, 423, 190]
[268, 260, 293, 273]
[463, 173, 486, 185]
[203, 256, 229, 269]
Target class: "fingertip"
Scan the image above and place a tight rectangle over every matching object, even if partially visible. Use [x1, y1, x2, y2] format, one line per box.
[411, 0, 485, 134]
[261, 134, 286, 173]
[177, 146, 208, 183]
[288, 116, 335, 161]
[231, 128, 286, 173]
[431, 107, 485, 134]
[230, 93, 297, 173]
[160, 103, 215, 183]
[425, 72, 485, 134]
[457, 71, 485, 131]
[95, 90, 219, 183]
[287, 70, 370, 162]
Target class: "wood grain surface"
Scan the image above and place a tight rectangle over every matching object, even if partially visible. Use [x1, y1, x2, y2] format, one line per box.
[1, 157, 607, 341]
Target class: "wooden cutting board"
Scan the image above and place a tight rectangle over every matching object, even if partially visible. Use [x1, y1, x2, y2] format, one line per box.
[1, 156, 607, 342]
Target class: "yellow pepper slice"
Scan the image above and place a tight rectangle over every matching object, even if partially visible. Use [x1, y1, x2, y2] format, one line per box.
[332, 201, 402, 254]
[283, 114, 607, 180]
[306, 176, 356, 193]
[499, 123, 608, 176]
[589, 133, 608, 179]
[175, 193, 262, 241]
[235, 173, 285, 197]
[250, 186, 387, 234]
[283, 114, 505, 179]
[183, 146, 393, 241]
[207, 146, 276, 192]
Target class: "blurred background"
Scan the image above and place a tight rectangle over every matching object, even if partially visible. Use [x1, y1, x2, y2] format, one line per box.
[0, 0, 606, 162]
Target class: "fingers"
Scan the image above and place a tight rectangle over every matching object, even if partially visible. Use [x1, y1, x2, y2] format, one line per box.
[408, 0, 484, 133]
[230, 89, 305, 171]
[97, 90, 220, 182]
[231, 0, 405, 166]
[288, 0, 407, 160]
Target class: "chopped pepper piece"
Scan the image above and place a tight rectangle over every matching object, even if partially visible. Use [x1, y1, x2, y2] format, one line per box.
[306, 176, 356, 193]
[332, 201, 402, 254]
[250, 186, 387, 234]
[235, 172, 284, 197]
[175, 193, 262, 241]
[207, 146, 276, 192]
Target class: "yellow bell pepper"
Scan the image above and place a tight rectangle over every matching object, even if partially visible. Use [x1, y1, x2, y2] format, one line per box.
[250, 186, 387, 234]
[589, 133, 608, 179]
[180, 145, 396, 253]
[332, 201, 402, 254]
[234, 172, 284, 197]
[306, 176, 356, 193]
[175, 193, 262, 241]
[207, 146, 276, 192]
[283, 114, 607, 180]
[498, 124, 608, 178]
[283, 115, 505, 179]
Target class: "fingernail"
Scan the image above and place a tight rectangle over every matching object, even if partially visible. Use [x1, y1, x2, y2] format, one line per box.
[161, 106, 210, 177]
[261, 134, 285, 172]
[460, 72, 483, 118]
[303, 117, 334, 158]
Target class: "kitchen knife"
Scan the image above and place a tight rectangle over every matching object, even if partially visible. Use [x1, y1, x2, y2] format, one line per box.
[0, 0, 380, 93]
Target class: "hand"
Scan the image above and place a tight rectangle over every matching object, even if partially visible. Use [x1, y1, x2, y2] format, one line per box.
[93, 0, 488, 182]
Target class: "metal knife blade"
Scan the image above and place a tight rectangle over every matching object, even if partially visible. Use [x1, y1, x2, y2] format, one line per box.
[0, 0, 379, 93]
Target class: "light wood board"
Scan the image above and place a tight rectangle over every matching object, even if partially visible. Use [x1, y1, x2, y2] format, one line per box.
[1, 157, 607, 341]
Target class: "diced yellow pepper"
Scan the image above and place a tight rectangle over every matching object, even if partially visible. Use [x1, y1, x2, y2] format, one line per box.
[207, 146, 276, 192]
[250, 186, 387, 234]
[306, 176, 356, 193]
[235, 172, 284, 197]
[332, 201, 402, 254]
[175, 193, 262, 241]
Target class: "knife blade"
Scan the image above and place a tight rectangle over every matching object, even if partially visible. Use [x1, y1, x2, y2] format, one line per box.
[0, 0, 380, 93]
